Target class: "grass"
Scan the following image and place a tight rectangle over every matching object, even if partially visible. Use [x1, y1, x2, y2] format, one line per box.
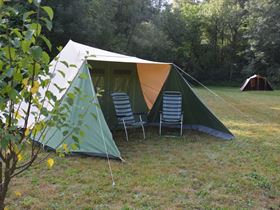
[6, 87, 280, 209]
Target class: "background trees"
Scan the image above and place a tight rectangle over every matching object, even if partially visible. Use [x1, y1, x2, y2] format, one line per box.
[244, 0, 280, 84]
[47, 0, 280, 86]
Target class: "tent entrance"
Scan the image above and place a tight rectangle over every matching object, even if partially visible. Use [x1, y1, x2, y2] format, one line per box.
[89, 61, 234, 140]
[89, 61, 149, 129]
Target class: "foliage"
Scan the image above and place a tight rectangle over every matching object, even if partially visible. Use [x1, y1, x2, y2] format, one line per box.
[46, 0, 280, 86]
[0, 0, 86, 208]
[244, 0, 280, 84]
[129, 21, 174, 61]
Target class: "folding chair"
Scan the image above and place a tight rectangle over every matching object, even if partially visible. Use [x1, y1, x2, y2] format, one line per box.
[159, 91, 183, 136]
[111, 92, 146, 141]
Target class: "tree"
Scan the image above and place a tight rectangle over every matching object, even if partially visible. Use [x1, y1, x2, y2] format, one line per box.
[48, 0, 170, 55]
[38, 0, 280, 85]
[0, 1, 84, 208]
[172, 0, 248, 82]
[129, 21, 174, 61]
[47, 0, 117, 51]
[244, 0, 280, 84]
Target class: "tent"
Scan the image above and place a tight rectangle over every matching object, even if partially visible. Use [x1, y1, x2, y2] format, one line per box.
[240, 74, 273, 91]
[24, 40, 234, 159]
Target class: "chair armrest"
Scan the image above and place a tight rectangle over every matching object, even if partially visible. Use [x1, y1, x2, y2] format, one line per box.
[133, 112, 147, 123]
[116, 114, 131, 118]
[133, 112, 147, 116]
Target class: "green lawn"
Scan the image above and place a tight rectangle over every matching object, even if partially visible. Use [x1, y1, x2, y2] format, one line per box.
[7, 87, 280, 209]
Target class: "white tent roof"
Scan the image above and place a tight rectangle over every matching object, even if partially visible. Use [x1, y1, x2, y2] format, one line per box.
[70, 40, 170, 64]
[17, 40, 171, 127]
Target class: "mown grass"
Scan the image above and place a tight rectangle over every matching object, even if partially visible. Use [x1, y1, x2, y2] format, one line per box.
[7, 87, 280, 209]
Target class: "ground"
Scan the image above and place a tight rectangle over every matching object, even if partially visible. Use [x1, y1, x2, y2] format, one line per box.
[6, 87, 280, 209]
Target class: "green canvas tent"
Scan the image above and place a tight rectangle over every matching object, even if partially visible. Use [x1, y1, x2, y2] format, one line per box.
[28, 40, 233, 159]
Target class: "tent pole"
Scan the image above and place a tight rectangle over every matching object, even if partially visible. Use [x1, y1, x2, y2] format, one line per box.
[87, 65, 117, 187]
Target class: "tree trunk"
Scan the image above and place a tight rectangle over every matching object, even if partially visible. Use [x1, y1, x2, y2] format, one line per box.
[229, 65, 233, 82]
[0, 153, 15, 210]
[0, 192, 6, 210]
[0, 171, 10, 210]
[229, 27, 238, 82]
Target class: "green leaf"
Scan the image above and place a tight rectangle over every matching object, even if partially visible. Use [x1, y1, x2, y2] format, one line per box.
[41, 79, 50, 88]
[79, 130, 85, 137]
[44, 18, 52, 31]
[67, 92, 75, 99]
[41, 6, 54, 20]
[23, 11, 36, 22]
[3, 47, 16, 60]
[13, 71, 23, 82]
[90, 112, 97, 119]
[40, 35, 52, 51]
[28, 23, 42, 36]
[72, 135, 79, 143]
[30, 46, 42, 61]
[60, 61, 69, 68]
[41, 51, 50, 64]
[57, 46, 63, 52]
[21, 40, 31, 53]
[62, 130, 69, 137]
[11, 38, 20, 48]
[79, 73, 88, 79]
[66, 97, 74, 106]
[74, 87, 81, 93]
[1, 135, 9, 149]
[46, 90, 55, 100]
[53, 83, 66, 93]
[71, 144, 78, 150]
[11, 29, 23, 39]
[8, 89, 17, 101]
[69, 64, 77, 68]
[58, 70, 65, 78]
[25, 29, 35, 40]
[41, 107, 49, 116]
[5, 68, 13, 78]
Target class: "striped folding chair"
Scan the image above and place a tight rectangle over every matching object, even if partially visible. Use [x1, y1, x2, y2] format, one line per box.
[159, 91, 183, 136]
[111, 92, 146, 141]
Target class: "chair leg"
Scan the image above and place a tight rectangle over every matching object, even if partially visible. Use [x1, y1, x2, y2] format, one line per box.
[123, 121, 129, 141]
[141, 124, 146, 139]
[139, 115, 145, 139]
[159, 114, 162, 135]
[180, 115, 183, 136]
[180, 122, 183, 136]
